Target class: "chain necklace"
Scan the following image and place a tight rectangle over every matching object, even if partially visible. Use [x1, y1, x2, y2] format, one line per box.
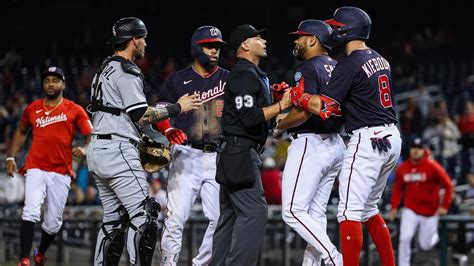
[43, 98, 63, 115]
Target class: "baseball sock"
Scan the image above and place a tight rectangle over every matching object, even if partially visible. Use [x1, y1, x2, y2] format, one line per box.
[365, 214, 395, 266]
[20, 220, 35, 259]
[340, 220, 363, 266]
[38, 229, 56, 254]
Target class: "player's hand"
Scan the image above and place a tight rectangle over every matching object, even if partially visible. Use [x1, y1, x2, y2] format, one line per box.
[177, 93, 201, 113]
[5, 159, 17, 177]
[387, 209, 397, 222]
[289, 78, 306, 107]
[272, 82, 290, 102]
[436, 207, 448, 216]
[72, 147, 87, 158]
[165, 128, 188, 145]
[280, 89, 293, 110]
[370, 134, 392, 153]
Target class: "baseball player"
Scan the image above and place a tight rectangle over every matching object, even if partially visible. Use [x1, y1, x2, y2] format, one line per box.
[153, 25, 228, 266]
[275, 20, 344, 266]
[87, 17, 200, 266]
[5, 66, 92, 266]
[290, 7, 401, 265]
[388, 138, 453, 266]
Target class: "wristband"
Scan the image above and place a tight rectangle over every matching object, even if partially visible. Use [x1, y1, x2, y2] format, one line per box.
[165, 103, 181, 116]
[5, 157, 15, 161]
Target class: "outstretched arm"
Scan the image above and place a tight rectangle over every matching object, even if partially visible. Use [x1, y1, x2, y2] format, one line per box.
[5, 123, 29, 177]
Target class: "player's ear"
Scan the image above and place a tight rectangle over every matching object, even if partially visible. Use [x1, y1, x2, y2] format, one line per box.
[309, 36, 317, 47]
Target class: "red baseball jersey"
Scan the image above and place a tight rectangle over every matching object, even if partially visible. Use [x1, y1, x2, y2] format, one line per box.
[390, 150, 453, 216]
[20, 98, 93, 176]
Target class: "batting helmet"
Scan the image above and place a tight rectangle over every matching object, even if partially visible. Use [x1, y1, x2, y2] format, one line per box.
[325, 6, 371, 46]
[289, 19, 333, 49]
[191, 26, 225, 64]
[107, 17, 148, 45]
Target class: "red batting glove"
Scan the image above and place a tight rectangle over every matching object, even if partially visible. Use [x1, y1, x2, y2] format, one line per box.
[289, 86, 304, 106]
[272, 82, 290, 102]
[164, 128, 188, 145]
[153, 119, 188, 145]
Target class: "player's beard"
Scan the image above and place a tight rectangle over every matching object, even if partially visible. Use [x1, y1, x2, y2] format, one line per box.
[134, 46, 145, 60]
[45, 90, 62, 100]
[293, 45, 306, 61]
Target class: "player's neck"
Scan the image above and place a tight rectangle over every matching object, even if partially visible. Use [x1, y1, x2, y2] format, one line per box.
[44, 96, 63, 107]
[115, 49, 134, 61]
[193, 62, 217, 77]
[345, 40, 368, 55]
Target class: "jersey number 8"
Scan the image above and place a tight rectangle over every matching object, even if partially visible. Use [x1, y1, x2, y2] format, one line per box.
[378, 74, 392, 108]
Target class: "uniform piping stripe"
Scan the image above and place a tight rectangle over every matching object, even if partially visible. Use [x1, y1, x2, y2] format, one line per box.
[125, 102, 148, 113]
[342, 133, 361, 220]
[118, 142, 147, 198]
[289, 138, 335, 265]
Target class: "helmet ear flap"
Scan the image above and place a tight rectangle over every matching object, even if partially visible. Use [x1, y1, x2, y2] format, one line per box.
[191, 43, 210, 64]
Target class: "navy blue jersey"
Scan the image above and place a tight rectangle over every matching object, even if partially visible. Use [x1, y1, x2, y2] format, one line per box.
[157, 66, 229, 144]
[320, 49, 397, 133]
[289, 55, 341, 134]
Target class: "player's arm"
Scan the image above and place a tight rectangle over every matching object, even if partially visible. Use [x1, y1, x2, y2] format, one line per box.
[136, 93, 201, 126]
[276, 107, 311, 130]
[73, 106, 94, 158]
[388, 167, 404, 221]
[433, 161, 454, 215]
[5, 123, 29, 177]
[262, 90, 292, 122]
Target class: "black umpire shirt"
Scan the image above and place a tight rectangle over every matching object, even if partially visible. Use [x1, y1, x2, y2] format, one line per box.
[221, 58, 272, 145]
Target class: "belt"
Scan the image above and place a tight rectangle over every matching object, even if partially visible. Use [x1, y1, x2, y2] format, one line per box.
[224, 136, 264, 154]
[94, 134, 140, 148]
[190, 143, 217, 153]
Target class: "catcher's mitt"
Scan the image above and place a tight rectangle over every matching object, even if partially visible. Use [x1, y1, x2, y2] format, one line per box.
[139, 136, 171, 173]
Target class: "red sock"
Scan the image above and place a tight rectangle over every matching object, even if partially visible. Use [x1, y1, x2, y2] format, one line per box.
[365, 214, 395, 266]
[340, 220, 363, 266]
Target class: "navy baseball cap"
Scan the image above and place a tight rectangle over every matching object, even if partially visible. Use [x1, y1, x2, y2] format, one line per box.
[229, 24, 266, 51]
[410, 138, 426, 149]
[192, 26, 226, 44]
[41, 66, 66, 81]
[289, 19, 333, 49]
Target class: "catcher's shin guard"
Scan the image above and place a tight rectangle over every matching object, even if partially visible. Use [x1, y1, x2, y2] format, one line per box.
[96, 207, 129, 266]
[129, 197, 160, 266]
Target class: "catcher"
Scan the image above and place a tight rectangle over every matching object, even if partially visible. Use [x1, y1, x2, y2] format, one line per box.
[86, 17, 200, 266]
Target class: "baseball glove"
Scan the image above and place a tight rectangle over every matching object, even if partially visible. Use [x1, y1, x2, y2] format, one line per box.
[139, 136, 171, 173]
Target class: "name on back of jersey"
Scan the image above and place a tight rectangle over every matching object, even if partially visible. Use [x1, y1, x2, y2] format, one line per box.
[361, 57, 390, 78]
[194, 80, 226, 103]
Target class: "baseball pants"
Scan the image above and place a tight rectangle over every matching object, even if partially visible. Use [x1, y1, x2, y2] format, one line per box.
[161, 144, 220, 266]
[87, 138, 151, 266]
[22, 168, 71, 234]
[282, 133, 344, 266]
[398, 208, 439, 266]
[337, 124, 401, 223]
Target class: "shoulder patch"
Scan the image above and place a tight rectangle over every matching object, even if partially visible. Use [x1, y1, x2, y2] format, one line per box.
[294, 72, 302, 82]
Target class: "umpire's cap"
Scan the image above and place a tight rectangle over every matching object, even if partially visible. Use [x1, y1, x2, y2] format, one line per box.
[107, 17, 148, 45]
[289, 20, 333, 49]
[229, 24, 266, 51]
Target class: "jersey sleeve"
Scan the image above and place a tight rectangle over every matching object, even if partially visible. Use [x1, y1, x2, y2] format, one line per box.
[229, 70, 265, 128]
[432, 160, 454, 209]
[116, 74, 148, 113]
[75, 104, 93, 136]
[20, 104, 32, 128]
[295, 66, 319, 95]
[320, 61, 355, 104]
[390, 166, 405, 210]
[157, 76, 177, 104]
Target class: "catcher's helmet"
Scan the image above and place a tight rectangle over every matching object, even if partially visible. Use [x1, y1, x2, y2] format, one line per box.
[289, 19, 333, 49]
[191, 26, 225, 64]
[325, 6, 371, 46]
[107, 17, 148, 45]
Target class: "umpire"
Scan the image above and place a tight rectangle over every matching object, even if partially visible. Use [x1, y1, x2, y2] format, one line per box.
[210, 24, 292, 265]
